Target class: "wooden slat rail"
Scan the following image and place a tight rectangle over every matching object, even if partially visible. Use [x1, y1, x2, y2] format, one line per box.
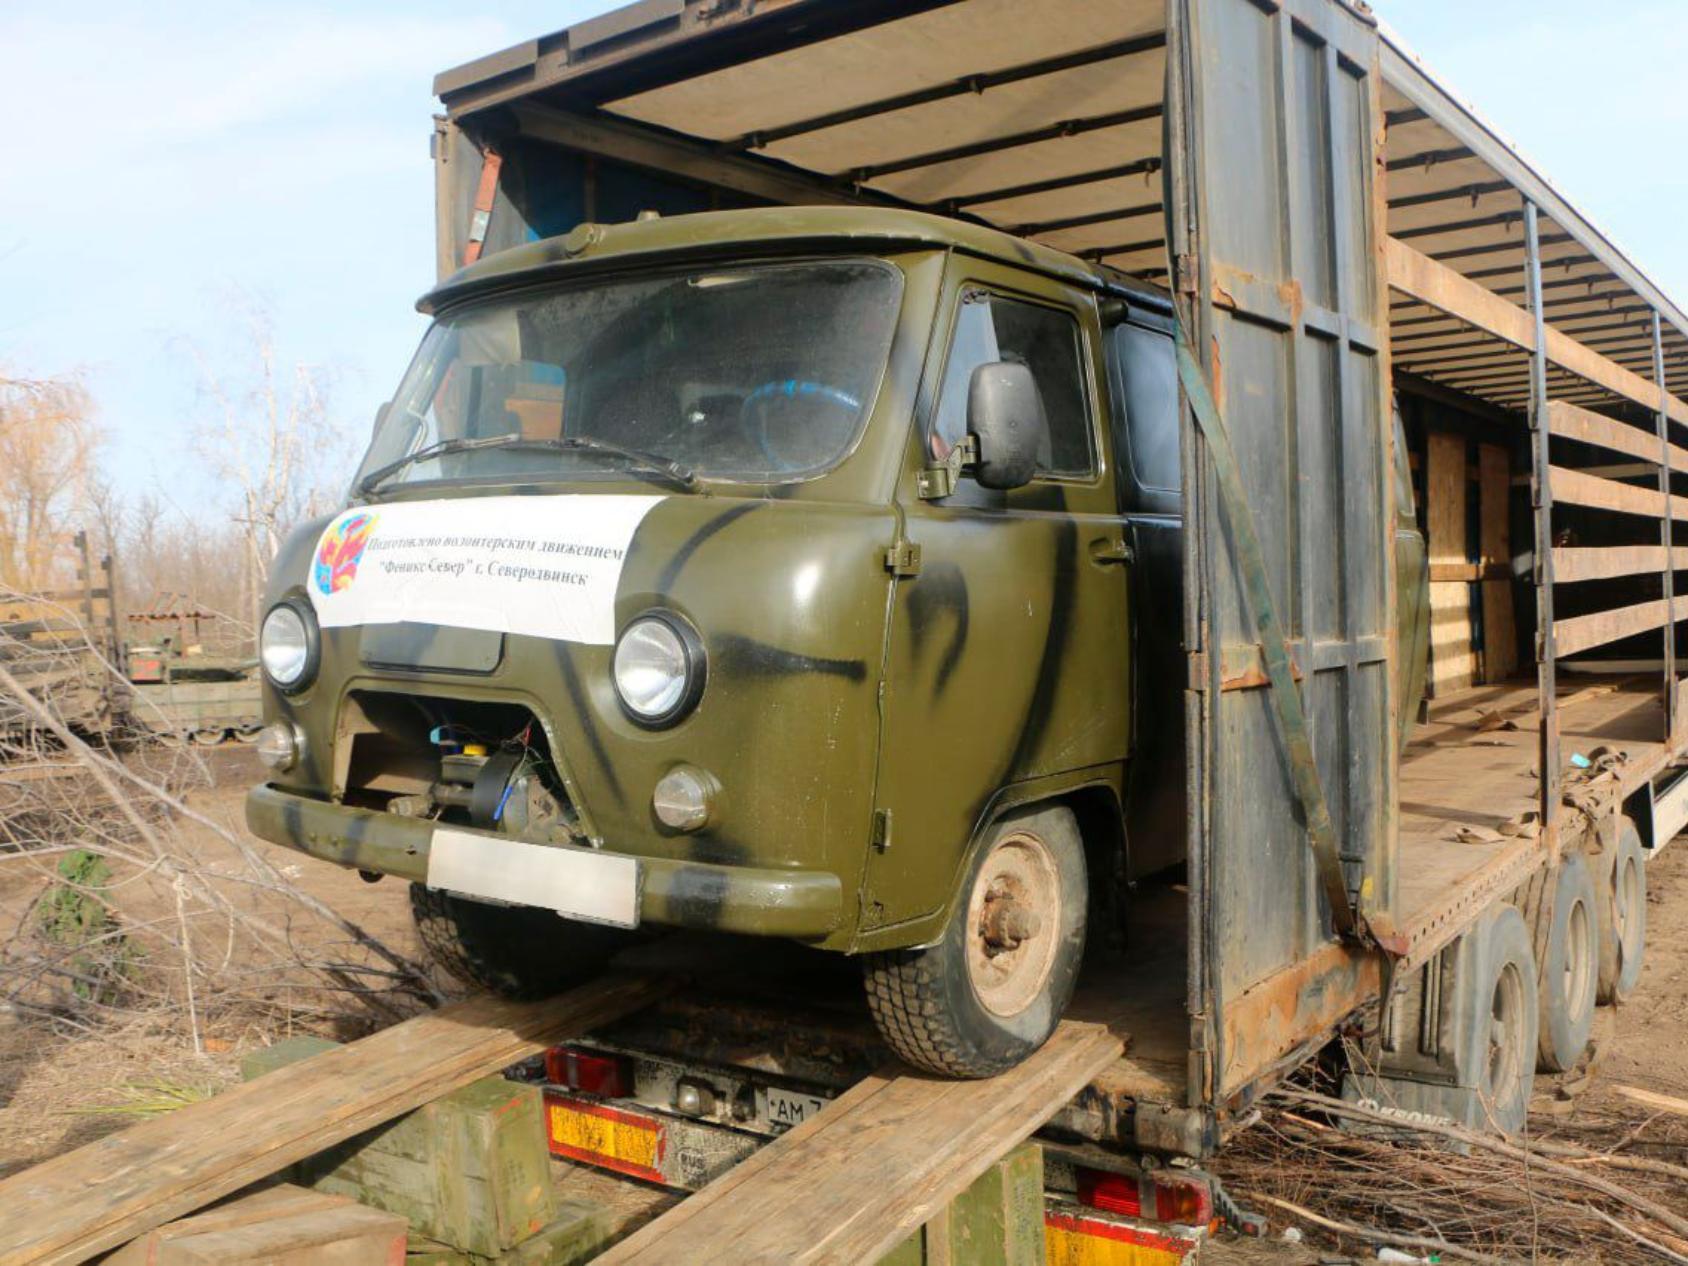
[598, 1021, 1123, 1266]
[1386, 238, 1688, 426]
[1554, 546, 1688, 583]
[1554, 596, 1688, 659]
[1548, 400, 1688, 473]
[0, 974, 669, 1266]
[1549, 466, 1688, 521]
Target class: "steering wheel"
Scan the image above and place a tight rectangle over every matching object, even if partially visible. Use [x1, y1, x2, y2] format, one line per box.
[740, 379, 862, 471]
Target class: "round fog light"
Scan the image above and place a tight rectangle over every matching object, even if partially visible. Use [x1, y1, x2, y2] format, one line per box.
[255, 722, 301, 772]
[652, 766, 718, 832]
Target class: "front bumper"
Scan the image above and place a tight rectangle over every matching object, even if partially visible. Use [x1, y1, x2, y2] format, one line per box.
[245, 784, 843, 940]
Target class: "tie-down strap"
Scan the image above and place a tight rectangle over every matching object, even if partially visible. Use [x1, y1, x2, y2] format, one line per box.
[1174, 329, 1370, 945]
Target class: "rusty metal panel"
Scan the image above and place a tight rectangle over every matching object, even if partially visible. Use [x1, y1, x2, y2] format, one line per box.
[1170, 0, 1393, 1100]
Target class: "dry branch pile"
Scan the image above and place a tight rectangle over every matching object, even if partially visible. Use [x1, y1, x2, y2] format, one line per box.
[1214, 1086, 1688, 1265]
[0, 621, 440, 1049]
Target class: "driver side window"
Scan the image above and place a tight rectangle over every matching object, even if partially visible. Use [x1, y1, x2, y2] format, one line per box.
[929, 290, 1094, 478]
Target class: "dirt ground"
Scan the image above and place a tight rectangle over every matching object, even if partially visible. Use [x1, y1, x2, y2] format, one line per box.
[1203, 841, 1688, 1264]
[2, 750, 1685, 1259]
[0, 745, 422, 1175]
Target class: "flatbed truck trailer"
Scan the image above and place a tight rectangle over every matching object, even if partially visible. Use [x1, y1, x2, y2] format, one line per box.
[227, 0, 1687, 1257]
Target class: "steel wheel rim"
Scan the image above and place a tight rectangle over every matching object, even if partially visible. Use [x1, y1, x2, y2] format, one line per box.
[965, 831, 1061, 1018]
[1486, 960, 1527, 1106]
[1563, 897, 1592, 1016]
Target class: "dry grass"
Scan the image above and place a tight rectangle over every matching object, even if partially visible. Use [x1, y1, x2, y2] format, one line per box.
[0, 617, 443, 1173]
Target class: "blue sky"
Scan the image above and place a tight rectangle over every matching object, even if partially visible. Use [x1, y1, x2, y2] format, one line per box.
[4, 1, 1685, 502]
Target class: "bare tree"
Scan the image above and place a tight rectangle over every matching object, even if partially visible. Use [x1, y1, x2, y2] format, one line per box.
[186, 297, 349, 621]
[0, 372, 99, 591]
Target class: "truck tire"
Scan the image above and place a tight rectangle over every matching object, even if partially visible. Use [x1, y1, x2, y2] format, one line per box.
[1531, 853, 1597, 1072]
[409, 883, 632, 998]
[1476, 904, 1539, 1135]
[862, 805, 1087, 1078]
[1596, 817, 1647, 1004]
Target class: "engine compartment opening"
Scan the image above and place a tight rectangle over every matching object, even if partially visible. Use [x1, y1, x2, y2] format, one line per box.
[334, 690, 583, 842]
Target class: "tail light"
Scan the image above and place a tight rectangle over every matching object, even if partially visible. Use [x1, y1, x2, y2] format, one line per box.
[544, 1046, 632, 1099]
[1076, 1166, 1214, 1227]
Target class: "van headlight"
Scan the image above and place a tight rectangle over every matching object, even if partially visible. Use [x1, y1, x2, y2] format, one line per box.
[260, 599, 319, 693]
[613, 612, 705, 727]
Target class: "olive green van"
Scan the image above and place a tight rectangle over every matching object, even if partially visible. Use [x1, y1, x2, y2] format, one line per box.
[248, 206, 1427, 1076]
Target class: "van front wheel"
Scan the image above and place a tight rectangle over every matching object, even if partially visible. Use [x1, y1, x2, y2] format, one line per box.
[863, 806, 1087, 1078]
[410, 883, 633, 998]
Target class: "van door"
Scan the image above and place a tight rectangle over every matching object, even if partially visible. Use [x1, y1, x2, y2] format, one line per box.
[860, 260, 1132, 945]
[1169, 0, 1394, 1100]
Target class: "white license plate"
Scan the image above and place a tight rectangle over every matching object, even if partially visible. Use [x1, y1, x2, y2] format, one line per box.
[765, 1086, 828, 1132]
[427, 828, 640, 928]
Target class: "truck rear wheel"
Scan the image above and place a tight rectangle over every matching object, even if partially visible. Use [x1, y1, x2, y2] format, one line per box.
[1596, 817, 1647, 1004]
[862, 805, 1086, 1078]
[409, 883, 632, 998]
[1478, 904, 1539, 1134]
[1531, 852, 1597, 1072]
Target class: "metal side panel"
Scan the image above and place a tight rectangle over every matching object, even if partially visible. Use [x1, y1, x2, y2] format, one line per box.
[1649, 766, 1688, 854]
[1170, 0, 1393, 1102]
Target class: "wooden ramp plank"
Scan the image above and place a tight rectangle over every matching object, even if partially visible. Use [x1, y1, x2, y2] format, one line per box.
[598, 1020, 1123, 1266]
[0, 973, 668, 1266]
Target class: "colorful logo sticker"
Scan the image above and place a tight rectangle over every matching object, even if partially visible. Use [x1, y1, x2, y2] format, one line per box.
[314, 512, 377, 596]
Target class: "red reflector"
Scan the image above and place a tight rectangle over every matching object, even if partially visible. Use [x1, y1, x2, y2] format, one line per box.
[1076, 1168, 1142, 1218]
[1075, 1166, 1215, 1228]
[1152, 1173, 1214, 1226]
[544, 1046, 631, 1098]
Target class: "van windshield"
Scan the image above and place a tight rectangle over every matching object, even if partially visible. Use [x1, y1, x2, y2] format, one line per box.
[357, 258, 903, 492]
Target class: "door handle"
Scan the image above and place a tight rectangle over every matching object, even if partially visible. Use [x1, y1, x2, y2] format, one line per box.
[1089, 537, 1133, 565]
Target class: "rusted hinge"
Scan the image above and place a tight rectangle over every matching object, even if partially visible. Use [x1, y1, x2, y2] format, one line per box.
[1187, 649, 1208, 691]
[1175, 251, 1199, 297]
[884, 540, 922, 576]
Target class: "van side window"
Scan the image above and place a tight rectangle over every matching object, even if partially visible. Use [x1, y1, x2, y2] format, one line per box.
[1110, 323, 1180, 494]
[930, 291, 1094, 478]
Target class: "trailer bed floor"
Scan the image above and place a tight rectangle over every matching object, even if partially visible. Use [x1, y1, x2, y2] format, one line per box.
[1395, 676, 1665, 961]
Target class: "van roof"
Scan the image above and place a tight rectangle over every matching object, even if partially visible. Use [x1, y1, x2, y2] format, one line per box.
[420, 204, 1174, 316]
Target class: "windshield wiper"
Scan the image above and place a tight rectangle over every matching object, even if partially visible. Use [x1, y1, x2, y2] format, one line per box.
[357, 433, 696, 497]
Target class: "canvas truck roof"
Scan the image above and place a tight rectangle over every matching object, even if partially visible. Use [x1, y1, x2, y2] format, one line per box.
[434, 0, 1688, 419]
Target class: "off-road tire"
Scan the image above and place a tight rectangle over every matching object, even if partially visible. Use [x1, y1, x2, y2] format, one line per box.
[410, 883, 631, 998]
[862, 805, 1087, 1078]
[1528, 852, 1598, 1072]
[1595, 817, 1647, 1004]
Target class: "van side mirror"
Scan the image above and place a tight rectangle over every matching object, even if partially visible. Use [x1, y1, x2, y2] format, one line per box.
[967, 361, 1044, 491]
[371, 402, 392, 441]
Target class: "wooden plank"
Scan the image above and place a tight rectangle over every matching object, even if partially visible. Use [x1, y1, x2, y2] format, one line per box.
[1428, 562, 1509, 583]
[0, 973, 669, 1266]
[1549, 466, 1681, 520]
[598, 1022, 1122, 1266]
[1547, 399, 1688, 472]
[1385, 235, 1538, 352]
[1386, 237, 1688, 426]
[1554, 596, 1688, 659]
[1426, 431, 1474, 694]
[1479, 443, 1517, 681]
[104, 1186, 408, 1266]
[1553, 545, 1688, 582]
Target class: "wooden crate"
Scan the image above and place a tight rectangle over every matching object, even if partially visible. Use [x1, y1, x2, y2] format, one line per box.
[244, 1037, 556, 1257]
